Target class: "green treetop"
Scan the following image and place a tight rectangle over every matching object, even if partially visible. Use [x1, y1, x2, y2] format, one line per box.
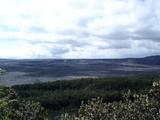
[0, 68, 5, 75]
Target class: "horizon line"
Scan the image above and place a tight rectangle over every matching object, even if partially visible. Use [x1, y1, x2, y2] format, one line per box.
[0, 55, 160, 60]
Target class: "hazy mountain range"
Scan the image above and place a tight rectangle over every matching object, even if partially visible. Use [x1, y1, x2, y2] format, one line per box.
[0, 55, 160, 86]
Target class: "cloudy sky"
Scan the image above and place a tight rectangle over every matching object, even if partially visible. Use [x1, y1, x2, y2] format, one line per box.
[0, 0, 160, 59]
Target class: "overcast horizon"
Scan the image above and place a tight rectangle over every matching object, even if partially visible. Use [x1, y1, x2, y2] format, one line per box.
[0, 0, 160, 59]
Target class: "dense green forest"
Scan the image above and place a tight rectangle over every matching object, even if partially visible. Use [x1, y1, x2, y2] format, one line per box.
[12, 75, 160, 119]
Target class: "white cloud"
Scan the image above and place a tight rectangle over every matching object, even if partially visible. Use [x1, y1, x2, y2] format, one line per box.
[0, 0, 160, 58]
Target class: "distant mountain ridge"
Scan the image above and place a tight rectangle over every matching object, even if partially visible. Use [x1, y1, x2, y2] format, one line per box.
[128, 55, 160, 65]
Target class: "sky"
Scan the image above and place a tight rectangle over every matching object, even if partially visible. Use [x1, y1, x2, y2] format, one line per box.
[0, 0, 160, 59]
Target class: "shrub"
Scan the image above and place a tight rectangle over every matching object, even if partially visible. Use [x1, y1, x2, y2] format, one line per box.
[0, 89, 48, 120]
[61, 80, 160, 120]
[0, 68, 6, 75]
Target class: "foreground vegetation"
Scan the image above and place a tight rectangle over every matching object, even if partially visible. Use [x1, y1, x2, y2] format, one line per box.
[61, 80, 160, 120]
[12, 75, 159, 119]
[0, 68, 47, 120]
[0, 88, 48, 120]
[0, 76, 160, 120]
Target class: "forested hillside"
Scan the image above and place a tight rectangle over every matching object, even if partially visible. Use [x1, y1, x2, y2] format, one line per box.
[0, 76, 160, 120]
[12, 75, 159, 119]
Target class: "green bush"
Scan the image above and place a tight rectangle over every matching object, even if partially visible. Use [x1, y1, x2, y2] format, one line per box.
[61, 80, 160, 120]
[0, 89, 48, 120]
[0, 68, 6, 75]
